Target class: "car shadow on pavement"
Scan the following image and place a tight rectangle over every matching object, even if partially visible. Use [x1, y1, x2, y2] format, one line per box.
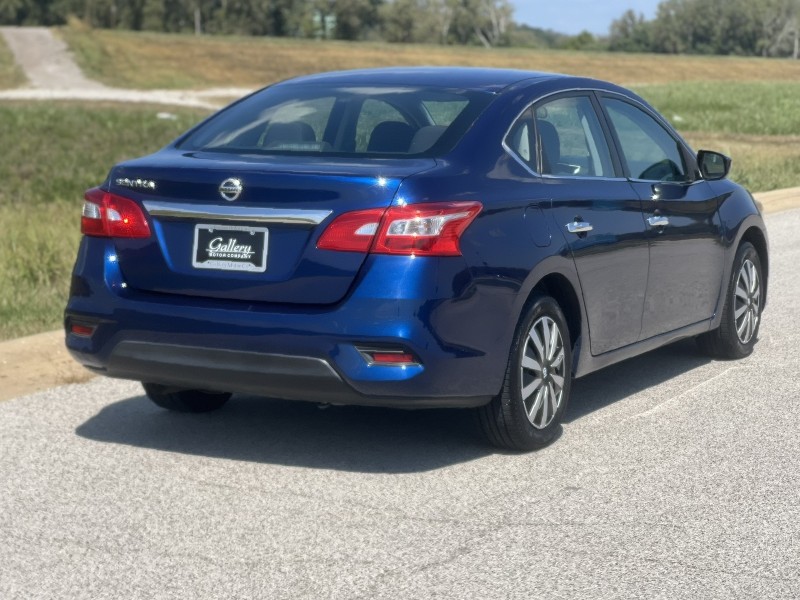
[76, 394, 490, 473]
[565, 338, 711, 423]
[75, 339, 711, 473]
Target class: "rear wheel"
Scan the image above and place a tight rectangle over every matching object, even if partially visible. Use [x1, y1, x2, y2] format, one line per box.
[478, 294, 572, 451]
[143, 383, 231, 413]
[697, 242, 763, 359]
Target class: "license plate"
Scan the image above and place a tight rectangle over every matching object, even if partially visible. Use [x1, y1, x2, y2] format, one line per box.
[192, 224, 268, 273]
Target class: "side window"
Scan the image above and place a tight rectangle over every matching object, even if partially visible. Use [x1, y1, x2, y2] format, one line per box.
[505, 108, 535, 167]
[603, 98, 688, 182]
[535, 96, 614, 178]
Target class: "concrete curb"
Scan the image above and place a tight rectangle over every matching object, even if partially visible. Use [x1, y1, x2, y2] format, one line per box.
[753, 187, 800, 214]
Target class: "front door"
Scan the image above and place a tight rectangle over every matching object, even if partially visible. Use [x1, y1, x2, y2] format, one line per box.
[600, 96, 725, 338]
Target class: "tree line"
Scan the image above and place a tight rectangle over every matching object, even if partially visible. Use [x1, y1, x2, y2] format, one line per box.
[1, 0, 799, 57]
[610, 0, 800, 58]
[0, 0, 518, 46]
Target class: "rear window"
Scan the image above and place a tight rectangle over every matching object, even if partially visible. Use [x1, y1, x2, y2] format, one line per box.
[177, 84, 492, 158]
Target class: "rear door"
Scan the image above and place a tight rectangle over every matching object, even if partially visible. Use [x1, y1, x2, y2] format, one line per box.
[599, 96, 724, 338]
[530, 94, 650, 355]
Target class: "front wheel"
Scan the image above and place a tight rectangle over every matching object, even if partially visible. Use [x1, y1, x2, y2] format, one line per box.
[143, 383, 231, 413]
[478, 294, 573, 451]
[697, 241, 763, 360]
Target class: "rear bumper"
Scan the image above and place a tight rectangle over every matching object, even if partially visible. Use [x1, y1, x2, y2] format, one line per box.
[74, 340, 489, 409]
[65, 238, 511, 408]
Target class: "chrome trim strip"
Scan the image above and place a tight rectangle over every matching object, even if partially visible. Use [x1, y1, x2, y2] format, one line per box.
[500, 85, 695, 183]
[142, 201, 332, 226]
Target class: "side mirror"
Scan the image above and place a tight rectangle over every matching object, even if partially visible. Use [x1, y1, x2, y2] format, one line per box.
[697, 150, 731, 181]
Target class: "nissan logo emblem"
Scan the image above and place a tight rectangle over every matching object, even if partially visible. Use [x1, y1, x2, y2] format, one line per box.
[219, 178, 243, 202]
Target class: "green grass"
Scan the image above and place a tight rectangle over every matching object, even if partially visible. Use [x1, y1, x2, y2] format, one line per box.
[682, 131, 800, 193]
[0, 102, 208, 206]
[634, 82, 800, 192]
[0, 34, 25, 89]
[635, 82, 800, 137]
[0, 103, 210, 340]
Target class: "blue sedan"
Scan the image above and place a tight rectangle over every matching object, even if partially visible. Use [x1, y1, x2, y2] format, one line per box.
[65, 67, 768, 451]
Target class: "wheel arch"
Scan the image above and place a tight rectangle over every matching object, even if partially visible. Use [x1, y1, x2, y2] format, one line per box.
[513, 269, 589, 378]
[739, 225, 769, 306]
[532, 273, 582, 351]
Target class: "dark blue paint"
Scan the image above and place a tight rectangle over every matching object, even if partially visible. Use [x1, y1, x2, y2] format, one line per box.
[65, 67, 768, 406]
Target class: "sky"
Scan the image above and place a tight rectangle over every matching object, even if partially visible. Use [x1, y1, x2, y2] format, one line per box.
[511, 0, 663, 36]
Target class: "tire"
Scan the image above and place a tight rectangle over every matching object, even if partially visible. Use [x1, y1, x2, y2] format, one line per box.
[478, 294, 573, 452]
[142, 383, 231, 413]
[697, 241, 763, 360]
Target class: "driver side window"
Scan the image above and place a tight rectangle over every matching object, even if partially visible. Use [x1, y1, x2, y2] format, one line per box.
[603, 98, 688, 182]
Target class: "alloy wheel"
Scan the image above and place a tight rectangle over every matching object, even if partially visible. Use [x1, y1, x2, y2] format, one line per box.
[520, 316, 565, 429]
[734, 258, 761, 344]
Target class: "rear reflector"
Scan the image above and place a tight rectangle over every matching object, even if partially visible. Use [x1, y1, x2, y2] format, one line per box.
[70, 323, 95, 337]
[357, 347, 420, 366]
[317, 201, 482, 257]
[371, 352, 417, 365]
[81, 187, 151, 239]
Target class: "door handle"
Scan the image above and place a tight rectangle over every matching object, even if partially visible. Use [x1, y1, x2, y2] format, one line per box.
[566, 221, 593, 234]
[647, 215, 669, 228]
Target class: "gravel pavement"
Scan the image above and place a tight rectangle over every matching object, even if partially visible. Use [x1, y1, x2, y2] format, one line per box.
[0, 26, 251, 108]
[1, 209, 799, 599]
[0, 26, 105, 89]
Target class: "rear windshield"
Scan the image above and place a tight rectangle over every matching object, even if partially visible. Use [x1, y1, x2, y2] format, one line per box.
[177, 84, 493, 158]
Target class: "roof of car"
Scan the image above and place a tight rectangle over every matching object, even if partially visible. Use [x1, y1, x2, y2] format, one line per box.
[280, 67, 566, 93]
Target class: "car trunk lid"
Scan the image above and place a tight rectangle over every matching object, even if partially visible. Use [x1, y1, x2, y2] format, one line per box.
[108, 151, 435, 305]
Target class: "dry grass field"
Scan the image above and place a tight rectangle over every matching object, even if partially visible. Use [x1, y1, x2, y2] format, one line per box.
[60, 27, 800, 90]
[59, 26, 800, 194]
[0, 34, 25, 88]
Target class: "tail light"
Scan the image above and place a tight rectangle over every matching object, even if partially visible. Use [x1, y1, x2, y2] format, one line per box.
[315, 208, 384, 253]
[317, 201, 481, 257]
[81, 187, 151, 238]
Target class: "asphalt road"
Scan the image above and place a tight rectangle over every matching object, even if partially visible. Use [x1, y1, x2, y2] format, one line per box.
[2, 210, 799, 599]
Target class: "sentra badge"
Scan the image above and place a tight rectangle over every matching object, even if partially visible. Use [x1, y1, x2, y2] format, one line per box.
[116, 177, 156, 190]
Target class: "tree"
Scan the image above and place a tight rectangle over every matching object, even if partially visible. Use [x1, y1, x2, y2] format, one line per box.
[609, 0, 800, 58]
[608, 9, 651, 52]
[333, 0, 382, 41]
[380, 0, 417, 43]
[472, 0, 512, 47]
[0, 0, 30, 24]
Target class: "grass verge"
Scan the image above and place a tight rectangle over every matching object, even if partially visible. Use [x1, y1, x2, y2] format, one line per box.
[0, 33, 25, 89]
[0, 103, 210, 340]
[634, 82, 800, 191]
[635, 82, 800, 137]
[60, 26, 800, 89]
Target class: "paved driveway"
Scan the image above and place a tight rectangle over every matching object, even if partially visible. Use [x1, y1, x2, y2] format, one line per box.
[2, 210, 798, 599]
